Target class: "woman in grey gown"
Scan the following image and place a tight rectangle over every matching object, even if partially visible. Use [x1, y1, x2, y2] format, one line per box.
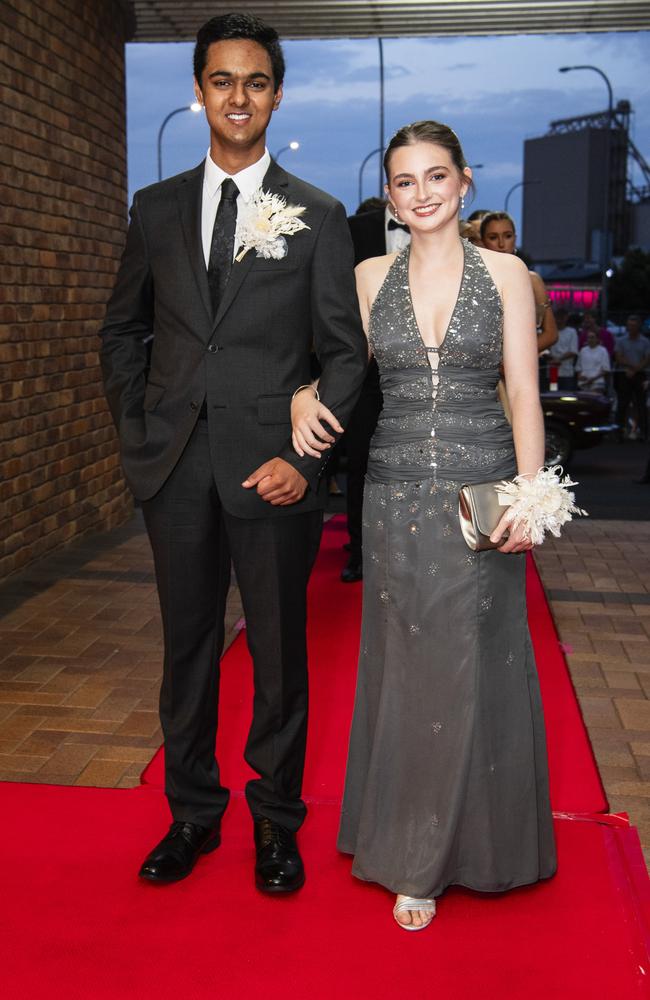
[291, 121, 556, 930]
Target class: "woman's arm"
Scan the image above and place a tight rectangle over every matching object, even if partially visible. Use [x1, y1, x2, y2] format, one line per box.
[530, 270, 558, 353]
[504, 257, 545, 476]
[291, 258, 382, 458]
[488, 253, 545, 552]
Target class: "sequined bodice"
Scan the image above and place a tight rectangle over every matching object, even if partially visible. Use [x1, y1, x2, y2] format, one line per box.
[367, 239, 515, 484]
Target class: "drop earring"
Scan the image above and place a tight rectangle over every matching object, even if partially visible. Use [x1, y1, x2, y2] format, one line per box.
[460, 194, 465, 213]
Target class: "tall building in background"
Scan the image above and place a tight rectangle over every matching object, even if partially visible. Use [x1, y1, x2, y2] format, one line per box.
[522, 103, 638, 267]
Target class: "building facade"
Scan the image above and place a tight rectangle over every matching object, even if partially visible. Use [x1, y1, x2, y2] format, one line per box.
[0, 0, 134, 577]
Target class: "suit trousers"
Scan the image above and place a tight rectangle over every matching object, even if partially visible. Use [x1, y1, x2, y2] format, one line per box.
[142, 420, 323, 831]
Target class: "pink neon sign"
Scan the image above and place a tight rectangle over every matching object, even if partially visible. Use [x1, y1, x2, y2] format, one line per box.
[547, 286, 600, 309]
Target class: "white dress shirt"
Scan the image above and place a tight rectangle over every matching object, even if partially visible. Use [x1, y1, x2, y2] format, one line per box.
[576, 344, 611, 390]
[549, 326, 579, 378]
[201, 147, 271, 267]
[385, 205, 411, 254]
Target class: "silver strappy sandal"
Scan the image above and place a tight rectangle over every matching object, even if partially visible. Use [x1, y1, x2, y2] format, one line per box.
[393, 896, 436, 931]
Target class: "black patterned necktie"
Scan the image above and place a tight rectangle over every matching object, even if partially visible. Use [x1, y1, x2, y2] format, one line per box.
[208, 177, 239, 315]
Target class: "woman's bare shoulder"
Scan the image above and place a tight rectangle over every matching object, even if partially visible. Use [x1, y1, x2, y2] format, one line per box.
[476, 245, 528, 278]
[355, 252, 399, 304]
[476, 247, 531, 296]
[356, 252, 399, 282]
[528, 269, 547, 292]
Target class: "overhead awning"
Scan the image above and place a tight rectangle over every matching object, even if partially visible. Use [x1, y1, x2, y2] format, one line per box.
[128, 1, 650, 42]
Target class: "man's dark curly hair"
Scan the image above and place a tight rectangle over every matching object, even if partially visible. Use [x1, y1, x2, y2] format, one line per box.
[194, 12, 285, 91]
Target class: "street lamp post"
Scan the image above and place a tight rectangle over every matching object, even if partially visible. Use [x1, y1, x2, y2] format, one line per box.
[378, 38, 385, 197]
[157, 102, 202, 181]
[559, 64, 614, 323]
[504, 179, 540, 216]
[358, 147, 382, 207]
[274, 141, 300, 162]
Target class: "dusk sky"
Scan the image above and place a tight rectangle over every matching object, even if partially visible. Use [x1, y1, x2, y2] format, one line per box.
[125, 30, 650, 237]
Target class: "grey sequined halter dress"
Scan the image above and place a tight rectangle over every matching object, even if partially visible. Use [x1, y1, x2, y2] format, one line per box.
[337, 240, 557, 898]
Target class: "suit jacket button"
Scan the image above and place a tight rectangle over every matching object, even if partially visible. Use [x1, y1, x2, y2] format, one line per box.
[190, 401, 198, 411]
[207, 343, 218, 353]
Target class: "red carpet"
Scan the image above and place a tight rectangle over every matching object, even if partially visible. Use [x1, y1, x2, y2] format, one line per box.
[141, 519, 609, 814]
[2, 517, 647, 997]
[2, 785, 649, 998]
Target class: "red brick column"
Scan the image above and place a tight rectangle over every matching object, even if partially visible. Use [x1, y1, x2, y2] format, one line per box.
[0, 0, 134, 578]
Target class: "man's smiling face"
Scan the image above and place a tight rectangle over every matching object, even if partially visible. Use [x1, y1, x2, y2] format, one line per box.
[194, 38, 282, 165]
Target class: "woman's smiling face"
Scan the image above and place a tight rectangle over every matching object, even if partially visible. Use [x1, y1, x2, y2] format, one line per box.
[385, 141, 471, 234]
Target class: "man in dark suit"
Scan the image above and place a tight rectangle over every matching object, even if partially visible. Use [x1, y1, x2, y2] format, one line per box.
[100, 13, 366, 893]
[341, 202, 409, 581]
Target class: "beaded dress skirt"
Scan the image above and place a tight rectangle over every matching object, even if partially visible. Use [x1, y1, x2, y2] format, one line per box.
[337, 241, 557, 898]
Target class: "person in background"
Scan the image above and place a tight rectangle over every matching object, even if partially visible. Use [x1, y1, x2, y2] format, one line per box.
[548, 308, 578, 390]
[339, 198, 411, 582]
[322, 195, 394, 504]
[465, 208, 490, 247]
[579, 311, 615, 358]
[348, 197, 411, 262]
[615, 314, 650, 441]
[356, 196, 388, 215]
[576, 329, 611, 392]
[480, 212, 558, 354]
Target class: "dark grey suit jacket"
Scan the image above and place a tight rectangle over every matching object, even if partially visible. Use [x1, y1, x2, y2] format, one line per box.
[100, 159, 367, 517]
[347, 208, 386, 266]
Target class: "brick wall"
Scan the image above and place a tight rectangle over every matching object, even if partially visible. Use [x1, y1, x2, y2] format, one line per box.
[0, 0, 134, 578]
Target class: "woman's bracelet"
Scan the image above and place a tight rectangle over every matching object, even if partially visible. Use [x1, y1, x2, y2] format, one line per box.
[292, 384, 320, 402]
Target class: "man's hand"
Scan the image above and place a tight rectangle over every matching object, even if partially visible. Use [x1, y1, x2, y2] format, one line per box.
[242, 458, 308, 506]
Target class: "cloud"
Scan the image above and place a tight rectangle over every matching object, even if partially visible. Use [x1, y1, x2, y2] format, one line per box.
[125, 30, 650, 235]
[478, 161, 522, 180]
[344, 64, 411, 82]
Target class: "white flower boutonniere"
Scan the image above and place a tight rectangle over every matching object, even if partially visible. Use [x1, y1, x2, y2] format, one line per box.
[235, 188, 309, 262]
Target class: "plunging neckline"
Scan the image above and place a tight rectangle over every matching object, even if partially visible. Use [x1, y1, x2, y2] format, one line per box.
[406, 239, 467, 359]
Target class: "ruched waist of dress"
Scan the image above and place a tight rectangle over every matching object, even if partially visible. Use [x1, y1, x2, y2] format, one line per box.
[380, 365, 500, 398]
[366, 438, 517, 484]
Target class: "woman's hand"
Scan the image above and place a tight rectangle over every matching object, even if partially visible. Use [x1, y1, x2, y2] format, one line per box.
[490, 509, 534, 554]
[291, 390, 344, 458]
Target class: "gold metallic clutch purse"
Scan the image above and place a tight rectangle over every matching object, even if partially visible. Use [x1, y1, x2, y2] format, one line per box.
[458, 482, 512, 551]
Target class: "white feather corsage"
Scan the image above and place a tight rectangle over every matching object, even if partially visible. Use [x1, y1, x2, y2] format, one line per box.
[235, 188, 309, 262]
[496, 466, 588, 545]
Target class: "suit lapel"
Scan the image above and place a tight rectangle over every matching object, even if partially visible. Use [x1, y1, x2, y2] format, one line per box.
[176, 164, 213, 327]
[211, 159, 291, 332]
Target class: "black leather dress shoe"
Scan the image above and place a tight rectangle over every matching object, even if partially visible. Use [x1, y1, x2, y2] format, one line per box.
[341, 555, 362, 583]
[254, 817, 305, 893]
[139, 821, 221, 883]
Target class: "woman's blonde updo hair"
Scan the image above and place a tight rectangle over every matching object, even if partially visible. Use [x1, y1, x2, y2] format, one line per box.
[383, 120, 475, 198]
